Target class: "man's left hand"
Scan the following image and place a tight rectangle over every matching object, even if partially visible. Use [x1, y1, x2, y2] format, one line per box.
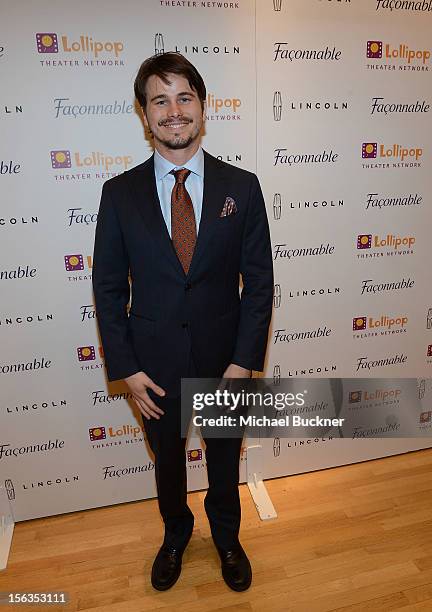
[223, 363, 252, 378]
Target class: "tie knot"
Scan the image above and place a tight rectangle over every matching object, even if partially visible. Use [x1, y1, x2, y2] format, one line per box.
[171, 168, 191, 184]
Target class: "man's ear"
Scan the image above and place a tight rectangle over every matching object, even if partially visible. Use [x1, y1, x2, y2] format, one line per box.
[202, 98, 207, 121]
[141, 106, 149, 128]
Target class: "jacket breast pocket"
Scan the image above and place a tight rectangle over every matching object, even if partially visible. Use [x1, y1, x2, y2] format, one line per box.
[212, 214, 239, 239]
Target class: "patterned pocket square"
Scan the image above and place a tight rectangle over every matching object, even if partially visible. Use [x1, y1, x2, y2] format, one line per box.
[220, 196, 237, 217]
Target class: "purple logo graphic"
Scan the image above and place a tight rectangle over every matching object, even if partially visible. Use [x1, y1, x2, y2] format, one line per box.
[64, 254, 84, 271]
[89, 426, 106, 441]
[367, 41, 382, 59]
[349, 391, 362, 403]
[187, 449, 202, 462]
[362, 143, 377, 159]
[77, 346, 96, 362]
[357, 235, 372, 250]
[353, 317, 367, 331]
[36, 33, 58, 54]
[51, 150, 71, 169]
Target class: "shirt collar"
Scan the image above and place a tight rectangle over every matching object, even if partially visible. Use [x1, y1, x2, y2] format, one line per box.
[154, 146, 204, 181]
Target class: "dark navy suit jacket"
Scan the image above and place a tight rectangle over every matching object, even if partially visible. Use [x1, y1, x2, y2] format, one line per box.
[92, 149, 273, 396]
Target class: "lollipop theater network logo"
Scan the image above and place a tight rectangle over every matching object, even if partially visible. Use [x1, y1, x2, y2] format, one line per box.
[352, 314, 408, 335]
[64, 254, 92, 271]
[362, 142, 423, 165]
[187, 449, 203, 462]
[89, 423, 144, 445]
[366, 39, 431, 70]
[36, 32, 124, 66]
[206, 93, 242, 120]
[349, 391, 362, 403]
[348, 387, 401, 406]
[356, 233, 415, 258]
[77, 345, 102, 362]
[51, 150, 71, 168]
[77, 345, 105, 373]
[89, 426, 106, 441]
[51, 149, 132, 177]
[64, 254, 92, 282]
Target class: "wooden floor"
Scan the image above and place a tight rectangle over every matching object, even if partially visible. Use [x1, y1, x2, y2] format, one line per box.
[2, 448, 432, 612]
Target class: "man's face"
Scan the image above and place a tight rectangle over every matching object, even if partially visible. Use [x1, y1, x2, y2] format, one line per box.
[142, 72, 205, 151]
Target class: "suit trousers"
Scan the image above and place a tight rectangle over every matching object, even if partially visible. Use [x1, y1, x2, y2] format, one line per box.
[141, 354, 244, 551]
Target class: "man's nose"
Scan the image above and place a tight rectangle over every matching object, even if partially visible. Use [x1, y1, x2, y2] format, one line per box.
[167, 101, 181, 116]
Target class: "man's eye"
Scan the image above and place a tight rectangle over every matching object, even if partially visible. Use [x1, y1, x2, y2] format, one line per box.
[156, 100, 166, 105]
[179, 97, 191, 103]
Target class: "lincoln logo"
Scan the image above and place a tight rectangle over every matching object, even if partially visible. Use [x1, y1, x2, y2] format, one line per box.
[273, 91, 282, 121]
[273, 437, 281, 457]
[426, 308, 432, 329]
[273, 284, 281, 308]
[418, 379, 425, 400]
[154, 33, 164, 55]
[273, 0, 282, 11]
[273, 193, 281, 220]
[273, 364, 281, 385]
[5, 478, 15, 500]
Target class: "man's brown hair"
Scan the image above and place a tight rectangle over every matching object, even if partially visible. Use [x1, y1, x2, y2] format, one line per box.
[134, 52, 207, 111]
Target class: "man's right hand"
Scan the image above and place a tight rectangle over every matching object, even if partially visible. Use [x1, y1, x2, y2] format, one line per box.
[124, 371, 166, 420]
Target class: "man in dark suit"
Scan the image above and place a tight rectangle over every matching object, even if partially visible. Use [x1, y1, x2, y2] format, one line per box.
[92, 52, 273, 592]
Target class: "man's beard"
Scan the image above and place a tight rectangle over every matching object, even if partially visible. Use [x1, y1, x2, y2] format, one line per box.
[160, 133, 196, 150]
[153, 117, 201, 150]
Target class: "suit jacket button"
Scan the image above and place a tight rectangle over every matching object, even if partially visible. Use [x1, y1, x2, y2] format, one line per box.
[184, 282, 192, 291]
[182, 322, 188, 328]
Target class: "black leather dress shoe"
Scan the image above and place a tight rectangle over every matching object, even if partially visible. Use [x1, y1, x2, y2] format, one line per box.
[217, 544, 252, 591]
[151, 544, 185, 591]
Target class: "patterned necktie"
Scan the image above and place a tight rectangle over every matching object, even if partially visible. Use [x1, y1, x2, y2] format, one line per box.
[170, 168, 196, 274]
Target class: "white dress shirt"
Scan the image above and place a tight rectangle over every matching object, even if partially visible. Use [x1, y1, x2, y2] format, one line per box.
[153, 146, 204, 238]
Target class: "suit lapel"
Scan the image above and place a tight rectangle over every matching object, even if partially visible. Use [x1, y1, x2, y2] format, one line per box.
[127, 149, 229, 279]
[186, 150, 229, 278]
[128, 154, 185, 277]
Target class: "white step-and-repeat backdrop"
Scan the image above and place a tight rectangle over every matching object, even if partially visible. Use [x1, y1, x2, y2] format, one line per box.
[1, 0, 431, 521]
